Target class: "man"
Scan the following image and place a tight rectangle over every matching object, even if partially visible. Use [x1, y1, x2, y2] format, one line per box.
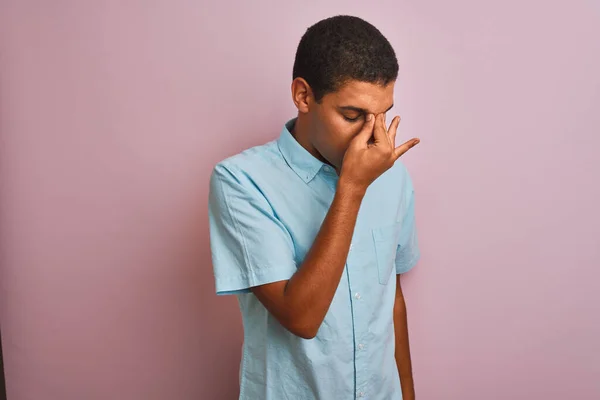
[208, 15, 420, 400]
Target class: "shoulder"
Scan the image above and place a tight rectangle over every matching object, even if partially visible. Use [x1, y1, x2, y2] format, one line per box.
[394, 161, 414, 193]
[375, 160, 414, 195]
[390, 160, 411, 182]
[210, 140, 281, 189]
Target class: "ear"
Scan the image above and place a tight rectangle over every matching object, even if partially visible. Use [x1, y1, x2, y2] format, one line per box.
[291, 77, 312, 114]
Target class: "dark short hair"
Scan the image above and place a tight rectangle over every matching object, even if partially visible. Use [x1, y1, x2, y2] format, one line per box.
[292, 15, 399, 102]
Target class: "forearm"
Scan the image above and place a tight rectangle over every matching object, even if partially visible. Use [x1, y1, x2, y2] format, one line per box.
[394, 282, 415, 398]
[283, 179, 365, 336]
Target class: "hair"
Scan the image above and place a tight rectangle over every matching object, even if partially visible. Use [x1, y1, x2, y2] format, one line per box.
[292, 15, 399, 103]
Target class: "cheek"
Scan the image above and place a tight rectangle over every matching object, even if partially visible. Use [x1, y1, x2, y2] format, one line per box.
[310, 111, 361, 165]
[329, 117, 359, 148]
[324, 120, 353, 154]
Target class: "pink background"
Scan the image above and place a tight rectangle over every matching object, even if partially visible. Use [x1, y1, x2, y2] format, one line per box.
[1, 1, 598, 399]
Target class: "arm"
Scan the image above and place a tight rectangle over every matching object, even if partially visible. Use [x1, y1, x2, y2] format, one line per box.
[393, 170, 420, 399]
[251, 114, 419, 339]
[394, 274, 415, 400]
[251, 180, 364, 339]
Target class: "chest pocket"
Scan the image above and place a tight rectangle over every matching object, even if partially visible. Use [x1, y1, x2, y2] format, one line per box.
[372, 222, 402, 285]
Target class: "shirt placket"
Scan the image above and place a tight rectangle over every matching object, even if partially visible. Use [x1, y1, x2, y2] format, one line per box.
[347, 245, 372, 400]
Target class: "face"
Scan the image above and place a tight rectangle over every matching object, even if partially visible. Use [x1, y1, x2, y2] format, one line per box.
[296, 79, 395, 169]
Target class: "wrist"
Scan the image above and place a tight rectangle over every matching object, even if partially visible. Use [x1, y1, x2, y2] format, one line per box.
[337, 177, 367, 200]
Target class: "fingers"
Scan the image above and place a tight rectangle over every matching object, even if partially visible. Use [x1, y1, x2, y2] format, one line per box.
[387, 116, 401, 146]
[393, 138, 420, 159]
[354, 113, 376, 144]
[372, 114, 388, 145]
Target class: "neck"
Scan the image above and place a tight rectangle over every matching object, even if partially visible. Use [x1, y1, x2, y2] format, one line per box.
[291, 114, 329, 165]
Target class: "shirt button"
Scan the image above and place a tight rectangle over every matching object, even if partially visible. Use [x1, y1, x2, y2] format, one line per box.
[358, 343, 365, 350]
[358, 391, 365, 398]
[354, 292, 361, 300]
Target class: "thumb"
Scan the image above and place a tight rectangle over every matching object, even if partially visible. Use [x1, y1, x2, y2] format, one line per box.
[354, 114, 375, 145]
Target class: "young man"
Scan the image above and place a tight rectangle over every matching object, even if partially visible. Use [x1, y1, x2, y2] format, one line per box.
[208, 15, 420, 400]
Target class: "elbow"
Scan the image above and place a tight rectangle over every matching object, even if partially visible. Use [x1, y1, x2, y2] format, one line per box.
[290, 326, 319, 340]
[294, 327, 318, 340]
[271, 295, 323, 339]
[285, 316, 321, 340]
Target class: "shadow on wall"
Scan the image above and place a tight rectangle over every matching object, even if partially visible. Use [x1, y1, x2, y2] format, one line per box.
[1, 327, 6, 400]
[192, 124, 290, 398]
[181, 168, 246, 399]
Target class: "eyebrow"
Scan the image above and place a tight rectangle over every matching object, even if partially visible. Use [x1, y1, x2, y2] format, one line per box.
[339, 104, 395, 115]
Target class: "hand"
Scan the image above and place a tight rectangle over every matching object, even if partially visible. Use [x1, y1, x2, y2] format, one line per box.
[339, 113, 419, 193]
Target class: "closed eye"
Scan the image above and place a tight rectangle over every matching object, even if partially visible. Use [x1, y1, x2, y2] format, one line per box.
[343, 114, 362, 122]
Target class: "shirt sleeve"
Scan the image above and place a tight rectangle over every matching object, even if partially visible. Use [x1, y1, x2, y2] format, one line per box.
[395, 172, 421, 274]
[208, 163, 298, 295]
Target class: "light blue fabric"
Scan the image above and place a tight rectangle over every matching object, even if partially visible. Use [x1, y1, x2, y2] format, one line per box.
[208, 119, 420, 400]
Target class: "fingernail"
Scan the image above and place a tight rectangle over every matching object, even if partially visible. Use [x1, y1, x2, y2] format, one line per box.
[367, 114, 373, 121]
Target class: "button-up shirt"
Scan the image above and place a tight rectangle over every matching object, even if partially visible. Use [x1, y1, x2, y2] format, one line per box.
[208, 118, 420, 400]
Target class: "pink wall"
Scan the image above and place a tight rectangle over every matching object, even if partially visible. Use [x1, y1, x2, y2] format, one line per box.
[0, 1, 598, 399]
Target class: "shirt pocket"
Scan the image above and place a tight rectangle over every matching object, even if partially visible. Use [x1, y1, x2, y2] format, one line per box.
[372, 222, 402, 285]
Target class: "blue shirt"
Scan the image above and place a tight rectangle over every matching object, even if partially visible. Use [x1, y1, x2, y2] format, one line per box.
[208, 119, 420, 400]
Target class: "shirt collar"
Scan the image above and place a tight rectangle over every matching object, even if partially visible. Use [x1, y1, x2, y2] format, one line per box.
[277, 118, 326, 183]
